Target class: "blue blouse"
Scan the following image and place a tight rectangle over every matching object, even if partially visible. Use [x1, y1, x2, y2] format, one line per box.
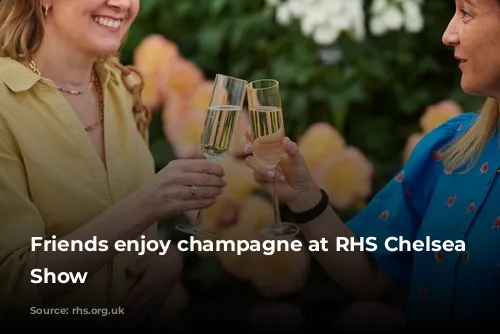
[346, 112, 500, 330]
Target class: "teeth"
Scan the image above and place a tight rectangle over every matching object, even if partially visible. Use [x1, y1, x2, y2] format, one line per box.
[93, 16, 121, 29]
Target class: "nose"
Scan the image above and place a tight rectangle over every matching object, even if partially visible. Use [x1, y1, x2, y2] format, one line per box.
[106, 0, 131, 11]
[442, 16, 459, 46]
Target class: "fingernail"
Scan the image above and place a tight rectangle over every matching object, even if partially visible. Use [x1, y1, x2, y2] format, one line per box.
[244, 144, 251, 153]
[267, 170, 276, 178]
[279, 175, 286, 182]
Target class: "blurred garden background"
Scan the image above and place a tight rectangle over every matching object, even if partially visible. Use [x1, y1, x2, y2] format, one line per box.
[119, 0, 483, 331]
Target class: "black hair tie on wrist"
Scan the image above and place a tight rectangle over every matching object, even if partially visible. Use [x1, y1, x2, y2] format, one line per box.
[288, 189, 330, 224]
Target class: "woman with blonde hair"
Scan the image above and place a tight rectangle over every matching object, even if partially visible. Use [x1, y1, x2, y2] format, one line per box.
[0, 0, 226, 328]
[246, 0, 500, 331]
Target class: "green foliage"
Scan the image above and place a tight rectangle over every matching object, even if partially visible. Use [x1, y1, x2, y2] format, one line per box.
[123, 0, 481, 192]
[119, 0, 483, 326]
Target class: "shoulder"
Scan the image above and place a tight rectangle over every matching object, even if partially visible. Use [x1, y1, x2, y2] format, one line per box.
[410, 112, 477, 157]
[403, 112, 477, 181]
[0, 58, 39, 127]
[399, 112, 477, 212]
[0, 57, 41, 95]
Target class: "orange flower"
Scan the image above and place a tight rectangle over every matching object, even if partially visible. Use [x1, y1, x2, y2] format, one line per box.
[186, 157, 259, 260]
[247, 247, 309, 299]
[420, 100, 463, 133]
[198, 193, 241, 234]
[190, 81, 216, 112]
[191, 193, 241, 259]
[298, 123, 346, 169]
[141, 73, 163, 110]
[193, 156, 260, 237]
[162, 91, 189, 126]
[312, 146, 373, 209]
[233, 195, 275, 234]
[162, 82, 210, 122]
[159, 57, 205, 99]
[164, 111, 205, 158]
[219, 156, 259, 202]
[133, 34, 180, 77]
[403, 133, 424, 164]
[217, 196, 310, 298]
[215, 227, 257, 280]
[217, 196, 274, 280]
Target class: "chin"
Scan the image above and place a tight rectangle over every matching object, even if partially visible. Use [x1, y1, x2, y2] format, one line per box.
[460, 79, 483, 97]
[99, 46, 121, 56]
[88, 43, 122, 57]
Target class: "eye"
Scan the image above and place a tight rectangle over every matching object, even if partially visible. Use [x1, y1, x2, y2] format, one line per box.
[460, 9, 471, 18]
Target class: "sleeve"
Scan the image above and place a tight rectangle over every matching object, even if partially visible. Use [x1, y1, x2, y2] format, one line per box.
[0, 134, 46, 313]
[345, 112, 478, 287]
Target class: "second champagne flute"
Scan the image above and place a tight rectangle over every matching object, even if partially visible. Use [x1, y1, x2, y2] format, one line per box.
[175, 74, 247, 238]
[247, 79, 300, 240]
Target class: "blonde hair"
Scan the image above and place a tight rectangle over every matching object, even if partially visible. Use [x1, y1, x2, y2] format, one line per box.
[0, 0, 152, 142]
[440, 97, 499, 173]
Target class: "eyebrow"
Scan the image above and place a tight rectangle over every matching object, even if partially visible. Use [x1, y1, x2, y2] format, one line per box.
[465, 0, 476, 7]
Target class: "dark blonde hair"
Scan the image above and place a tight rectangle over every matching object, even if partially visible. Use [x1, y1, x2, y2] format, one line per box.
[0, 0, 152, 142]
[440, 97, 499, 173]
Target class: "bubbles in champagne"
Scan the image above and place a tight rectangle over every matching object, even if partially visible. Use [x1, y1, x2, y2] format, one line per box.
[201, 105, 241, 161]
[249, 106, 285, 168]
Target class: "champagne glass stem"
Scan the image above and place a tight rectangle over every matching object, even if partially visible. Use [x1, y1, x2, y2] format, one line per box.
[271, 168, 282, 227]
[194, 209, 203, 228]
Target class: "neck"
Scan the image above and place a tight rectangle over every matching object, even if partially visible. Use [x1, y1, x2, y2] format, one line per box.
[31, 28, 97, 90]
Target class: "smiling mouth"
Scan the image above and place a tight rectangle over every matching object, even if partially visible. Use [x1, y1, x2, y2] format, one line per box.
[92, 16, 122, 29]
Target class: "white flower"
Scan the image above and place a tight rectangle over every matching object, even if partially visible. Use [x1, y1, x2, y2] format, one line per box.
[369, 16, 387, 36]
[287, 0, 304, 17]
[403, 0, 424, 32]
[381, 6, 405, 30]
[276, 4, 293, 25]
[371, 0, 389, 14]
[314, 24, 341, 45]
[271, 0, 367, 45]
[369, 0, 425, 36]
[265, 0, 425, 45]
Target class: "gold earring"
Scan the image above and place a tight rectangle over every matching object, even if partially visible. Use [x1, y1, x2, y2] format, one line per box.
[44, 5, 49, 16]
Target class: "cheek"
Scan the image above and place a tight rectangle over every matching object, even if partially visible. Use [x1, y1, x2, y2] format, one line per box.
[474, 40, 500, 73]
[53, 14, 90, 34]
[130, 1, 140, 21]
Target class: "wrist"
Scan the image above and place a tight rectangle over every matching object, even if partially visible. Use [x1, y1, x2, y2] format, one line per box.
[126, 189, 156, 227]
[287, 183, 323, 213]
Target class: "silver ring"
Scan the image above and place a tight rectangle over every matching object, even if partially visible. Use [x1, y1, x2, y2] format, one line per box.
[189, 185, 198, 196]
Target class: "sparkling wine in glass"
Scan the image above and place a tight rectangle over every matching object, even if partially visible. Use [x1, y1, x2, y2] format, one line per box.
[175, 74, 247, 238]
[247, 79, 300, 240]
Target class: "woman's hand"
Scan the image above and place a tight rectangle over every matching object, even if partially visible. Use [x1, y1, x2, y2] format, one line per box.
[244, 132, 322, 212]
[135, 159, 227, 222]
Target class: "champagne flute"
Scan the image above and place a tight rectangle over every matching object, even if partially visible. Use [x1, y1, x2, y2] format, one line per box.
[175, 74, 248, 238]
[247, 79, 300, 240]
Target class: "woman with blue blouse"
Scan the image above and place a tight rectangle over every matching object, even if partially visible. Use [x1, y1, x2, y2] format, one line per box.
[245, 0, 500, 331]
